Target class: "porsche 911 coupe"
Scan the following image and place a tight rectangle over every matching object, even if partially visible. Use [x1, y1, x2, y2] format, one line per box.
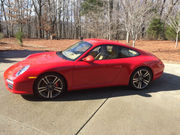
[4, 39, 164, 99]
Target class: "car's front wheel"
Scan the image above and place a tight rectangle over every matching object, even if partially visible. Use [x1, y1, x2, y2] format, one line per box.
[130, 67, 152, 90]
[34, 73, 65, 99]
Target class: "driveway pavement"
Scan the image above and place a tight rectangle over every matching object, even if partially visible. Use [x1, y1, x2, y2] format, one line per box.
[0, 50, 180, 135]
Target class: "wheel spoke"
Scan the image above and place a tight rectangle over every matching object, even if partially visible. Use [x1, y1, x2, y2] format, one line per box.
[38, 87, 47, 93]
[143, 79, 149, 85]
[137, 81, 142, 89]
[47, 91, 49, 98]
[45, 77, 50, 83]
[42, 77, 49, 84]
[55, 87, 62, 90]
[143, 71, 150, 78]
[53, 77, 60, 85]
[54, 87, 62, 92]
[38, 87, 46, 90]
[137, 70, 142, 76]
[47, 91, 53, 98]
[133, 78, 139, 83]
[49, 91, 53, 98]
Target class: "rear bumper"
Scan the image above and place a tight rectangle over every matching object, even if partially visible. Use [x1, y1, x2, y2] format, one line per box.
[152, 59, 164, 80]
[153, 70, 163, 80]
[153, 63, 164, 80]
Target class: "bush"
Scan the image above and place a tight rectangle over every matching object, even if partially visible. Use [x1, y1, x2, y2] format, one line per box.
[0, 33, 4, 39]
[165, 25, 176, 40]
[165, 18, 180, 41]
[15, 31, 23, 46]
[147, 18, 165, 40]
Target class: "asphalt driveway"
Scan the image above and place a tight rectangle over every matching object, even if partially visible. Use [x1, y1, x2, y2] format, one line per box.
[0, 50, 180, 135]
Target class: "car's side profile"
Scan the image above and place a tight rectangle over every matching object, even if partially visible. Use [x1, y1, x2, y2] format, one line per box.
[4, 39, 164, 99]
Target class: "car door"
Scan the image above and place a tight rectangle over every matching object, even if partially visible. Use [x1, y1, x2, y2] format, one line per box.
[72, 45, 124, 89]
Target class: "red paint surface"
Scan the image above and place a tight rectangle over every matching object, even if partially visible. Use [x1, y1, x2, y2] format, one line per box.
[4, 39, 164, 94]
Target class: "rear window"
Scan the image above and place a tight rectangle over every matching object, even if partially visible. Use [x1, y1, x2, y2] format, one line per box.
[119, 47, 139, 58]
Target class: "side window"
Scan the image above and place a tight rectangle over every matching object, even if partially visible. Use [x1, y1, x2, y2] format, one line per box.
[88, 46, 101, 58]
[87, 45, 120, 60]
[87, 45, 113, 60]
[119, 47, 139, 58]
[86, 45, 139, 60]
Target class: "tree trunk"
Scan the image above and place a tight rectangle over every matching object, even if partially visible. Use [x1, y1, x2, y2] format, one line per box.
[27, 22, 31, 38]
[58, 2, 62, 39]
[126, 31, 129, 43]
[132, 34, 137, 47]
[38, 15, 42, 38]
[0, 6, 1, 33]
[1, 0, 9, 36]
[108, 0, 111, 40]
[175, 31, 179, 48]
[132, 40, 136, 47]
[108, 0, 113, 40]
[0, 18, 1, 33]
[160, 0, 166, 18]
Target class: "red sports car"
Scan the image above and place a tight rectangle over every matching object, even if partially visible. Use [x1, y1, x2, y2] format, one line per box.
[4, 39, 164, 99]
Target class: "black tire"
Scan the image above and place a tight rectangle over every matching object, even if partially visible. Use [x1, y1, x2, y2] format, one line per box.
[34, 73, 66, 99]
[129, 67, 152, 90]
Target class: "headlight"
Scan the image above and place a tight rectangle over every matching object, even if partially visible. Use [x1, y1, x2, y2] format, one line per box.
[16, 65, 30, 77]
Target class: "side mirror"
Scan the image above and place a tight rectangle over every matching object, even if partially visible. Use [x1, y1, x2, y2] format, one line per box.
[83, 55, 95, 63]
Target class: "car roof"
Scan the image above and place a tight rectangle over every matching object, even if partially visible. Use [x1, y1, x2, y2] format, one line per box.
[83, 38, 146, 55]
[84, 38, 128, 47]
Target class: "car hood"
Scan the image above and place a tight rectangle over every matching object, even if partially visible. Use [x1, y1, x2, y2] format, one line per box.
[24, 51, 68, 65]
[4, 52, 68, 80]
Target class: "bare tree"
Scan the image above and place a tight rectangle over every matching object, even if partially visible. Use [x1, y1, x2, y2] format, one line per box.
[32, 0, 45, 38]
[1, 0, 9, 36]
[0, 0, 2, 32]
[167, 5, 180, 48]
[0, 0, 179, 45]
[120, 0, 154, 47]
[25, 0, 33, 38]
[7, 0, 30, 33]
[119, 0, 131, 43]
[158, 0, 179, 20]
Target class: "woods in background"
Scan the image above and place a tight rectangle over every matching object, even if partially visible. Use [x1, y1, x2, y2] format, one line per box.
[0, 0, 180, 46]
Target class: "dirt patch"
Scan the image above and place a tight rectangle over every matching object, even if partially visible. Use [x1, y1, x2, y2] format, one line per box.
[0, 38, 180, 63]
[0, 38, 79, 51]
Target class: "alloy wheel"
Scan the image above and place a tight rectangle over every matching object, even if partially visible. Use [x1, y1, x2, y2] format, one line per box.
[37, 74, 64, 99]
[132, 68, 152, 89]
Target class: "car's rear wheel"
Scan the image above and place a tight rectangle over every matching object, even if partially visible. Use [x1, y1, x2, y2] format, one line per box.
[130, 67, 152, 90]
[34, 73, 65, 99]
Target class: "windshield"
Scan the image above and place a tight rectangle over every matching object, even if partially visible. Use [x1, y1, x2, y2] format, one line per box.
[61, 41, 92, 60]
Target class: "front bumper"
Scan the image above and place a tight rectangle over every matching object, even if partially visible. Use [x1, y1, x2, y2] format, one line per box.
[4, 64, 35, 95]
[4, 62, 35, 95]
[4, 78, 34, 94]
